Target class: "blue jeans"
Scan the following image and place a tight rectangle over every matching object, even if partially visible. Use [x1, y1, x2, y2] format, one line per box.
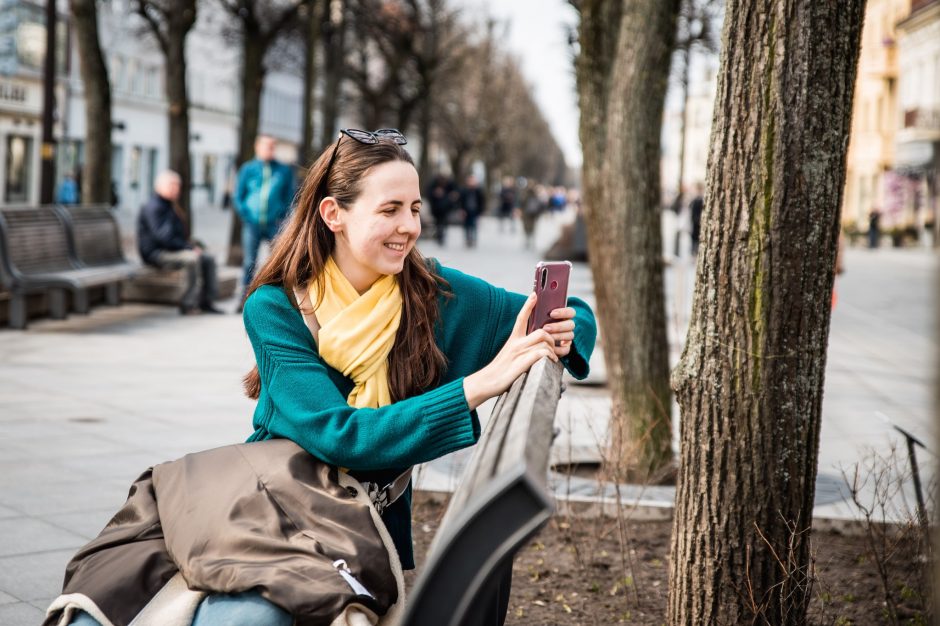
[241, 223, 275, 288]
[67, 590, 292, 626]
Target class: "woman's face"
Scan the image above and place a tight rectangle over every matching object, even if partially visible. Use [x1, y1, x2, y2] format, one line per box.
[324, 160, 422, 293]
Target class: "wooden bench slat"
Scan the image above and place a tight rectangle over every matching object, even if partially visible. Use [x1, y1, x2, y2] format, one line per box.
[402, 359, 563, 626]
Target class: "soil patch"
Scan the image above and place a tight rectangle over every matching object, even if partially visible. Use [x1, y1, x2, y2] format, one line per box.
[407, 491, 932, 625]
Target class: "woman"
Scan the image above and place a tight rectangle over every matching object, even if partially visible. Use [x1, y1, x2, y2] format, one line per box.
[54, 129, 596, 626]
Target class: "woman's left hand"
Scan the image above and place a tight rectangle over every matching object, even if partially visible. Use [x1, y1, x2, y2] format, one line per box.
[541, 307, 576, 358]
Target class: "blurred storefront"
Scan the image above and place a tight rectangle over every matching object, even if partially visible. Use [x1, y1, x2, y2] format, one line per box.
[0, 0, 67, 206]
[0, 0, 304, 211]
[842, 0, 912, 232]
[895, 0, 940, 245]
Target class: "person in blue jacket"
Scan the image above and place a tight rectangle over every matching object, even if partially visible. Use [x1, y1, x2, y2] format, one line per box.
[234, 134, 297, 305]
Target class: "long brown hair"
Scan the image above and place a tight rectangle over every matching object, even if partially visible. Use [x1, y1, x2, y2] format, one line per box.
[242, 136, 449, 402]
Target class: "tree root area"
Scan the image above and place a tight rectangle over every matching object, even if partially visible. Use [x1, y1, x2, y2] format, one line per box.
[407, 492, 932, 625]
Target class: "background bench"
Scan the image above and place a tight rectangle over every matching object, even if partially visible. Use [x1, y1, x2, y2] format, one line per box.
[0, 206, 137, 329]
[402, 358, 563, 626]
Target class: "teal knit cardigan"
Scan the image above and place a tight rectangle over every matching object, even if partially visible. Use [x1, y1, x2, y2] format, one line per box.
[243, 261, 597, 568]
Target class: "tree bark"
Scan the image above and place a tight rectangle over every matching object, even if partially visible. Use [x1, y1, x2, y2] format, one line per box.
[575, 0, 678, 478]
[238, 35, 267, 165]
[70, 0, 112, 205]
[165, 27, 193, 219]
[417, 90, 433, 184]
[136, 0, 197, 220]
[320, 0, 346, 151]
[674, 45, 690, 210]
[299, 0, 321, 167]
[667, 2, 865, 624]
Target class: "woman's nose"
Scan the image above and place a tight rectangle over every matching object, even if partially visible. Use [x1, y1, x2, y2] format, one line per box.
[398, 213, 420, 234]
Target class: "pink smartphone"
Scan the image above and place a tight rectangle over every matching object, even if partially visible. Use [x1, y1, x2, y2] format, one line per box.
[527, 261, 571, 333]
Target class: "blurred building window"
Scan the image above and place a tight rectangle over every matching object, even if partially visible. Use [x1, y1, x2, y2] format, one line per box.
[4, 134, 33, 204]
[203, 153, 217, 202]
[111, 54, 125, 92]
[145, 148, 157, 197]
[111, 144, 124, 202]
[129, 145, 141, 188]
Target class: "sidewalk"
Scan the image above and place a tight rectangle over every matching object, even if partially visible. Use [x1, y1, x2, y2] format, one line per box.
[0, 209, 935, 624]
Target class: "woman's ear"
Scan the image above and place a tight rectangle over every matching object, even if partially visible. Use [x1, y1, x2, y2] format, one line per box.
[318, 197, 343, 232]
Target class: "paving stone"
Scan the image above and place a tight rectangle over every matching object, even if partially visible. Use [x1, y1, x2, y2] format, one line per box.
[0, 602, 46, 626]
[0, 549, 74, 602]
[0, 517, 87, 558]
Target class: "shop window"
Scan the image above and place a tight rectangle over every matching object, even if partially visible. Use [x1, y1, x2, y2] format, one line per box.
[4, 135, 33, 204]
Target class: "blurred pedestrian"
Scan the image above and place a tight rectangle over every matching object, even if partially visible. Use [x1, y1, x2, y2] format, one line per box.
[56, 170, 80, 205]
[832, 232, 845, 309]
[459, 174, 485, 248]
[548, 186, 567, 215]
[234, 135, 297, 307]
[868, 209, 881, 249]
[498, 176, 517, 232]
[136, 170, 222, 315]
[689, 182, 704, 255]
[426, 173, 455, 246]
[520, 182, 546, 250]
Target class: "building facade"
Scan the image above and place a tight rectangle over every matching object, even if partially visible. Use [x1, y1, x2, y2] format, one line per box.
[0, 0, 305, 212]
[842, 0, 912, 230]
[896, 0, 940, 242]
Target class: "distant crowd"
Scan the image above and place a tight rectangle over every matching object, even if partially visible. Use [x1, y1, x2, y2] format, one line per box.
[425, 173, 578, 250]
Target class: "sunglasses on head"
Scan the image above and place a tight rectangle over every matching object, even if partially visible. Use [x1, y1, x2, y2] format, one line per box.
[317, 128, 408, 202]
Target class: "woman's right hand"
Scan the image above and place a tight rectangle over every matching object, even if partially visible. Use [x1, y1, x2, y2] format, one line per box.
[462, 293, 558, 410]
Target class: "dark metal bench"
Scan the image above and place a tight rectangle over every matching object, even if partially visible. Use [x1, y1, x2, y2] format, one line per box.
[56, 204, 140, 276]
[402, 358, 563, 626]
[0, 206, 137, 329]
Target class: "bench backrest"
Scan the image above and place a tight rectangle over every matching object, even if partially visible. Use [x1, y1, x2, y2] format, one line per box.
[56, 205, 127, 266]
[401, 358, 563, 626]
[0, 206, 76, 279]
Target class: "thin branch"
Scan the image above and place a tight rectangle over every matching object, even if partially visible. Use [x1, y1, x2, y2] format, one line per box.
[134, 0, 169, 54]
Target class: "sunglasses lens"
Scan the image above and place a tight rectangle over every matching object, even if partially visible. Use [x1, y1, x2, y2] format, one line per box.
[374, 129, 407, 145]
[345, 129, 377, 144]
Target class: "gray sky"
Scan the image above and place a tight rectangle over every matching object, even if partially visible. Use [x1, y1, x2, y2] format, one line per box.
[460, 0, 583, 168]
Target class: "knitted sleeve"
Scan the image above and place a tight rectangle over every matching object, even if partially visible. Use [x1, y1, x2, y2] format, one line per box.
[438, 265, 597, 380]
[243, 285, 480, 471]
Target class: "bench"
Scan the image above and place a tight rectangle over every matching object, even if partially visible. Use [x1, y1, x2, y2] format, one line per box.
[402, 358, 563, 626]
[121, 265, 240, 305]
[0, 206, 137, 329]
[56, 204, 140, 277]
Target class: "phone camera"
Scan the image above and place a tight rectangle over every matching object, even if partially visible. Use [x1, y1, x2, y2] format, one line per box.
[540, 268, 547, 289]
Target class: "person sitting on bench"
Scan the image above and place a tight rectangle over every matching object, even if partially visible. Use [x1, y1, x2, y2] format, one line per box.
[137, 170, 223, 315]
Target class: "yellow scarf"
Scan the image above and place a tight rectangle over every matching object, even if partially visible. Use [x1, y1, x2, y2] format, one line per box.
[308, 257, 402, 408]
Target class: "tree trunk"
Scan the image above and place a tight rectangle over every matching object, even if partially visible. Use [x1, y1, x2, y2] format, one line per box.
[320, 1, 345, 151]
[299, 0, 321, 167]
[417, 92, 432, 184]
[70, 0, 112, 205]
[575, 0, 678, 478]
[667, 2, 865, 624]
[238, 36, 267, 166]
[165, 31, 193, 220]
[227, 33, 266, 268]
[674, 45, 690, 210]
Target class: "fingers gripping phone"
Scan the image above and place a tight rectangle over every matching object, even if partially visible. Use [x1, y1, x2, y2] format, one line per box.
[527, 261, 571, 334]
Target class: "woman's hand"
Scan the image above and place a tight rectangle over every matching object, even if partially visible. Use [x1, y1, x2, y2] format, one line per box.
[463, 293, 558, 410]
[543, 306, 576, 358]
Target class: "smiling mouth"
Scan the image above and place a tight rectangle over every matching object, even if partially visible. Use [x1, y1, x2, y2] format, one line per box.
[384, 242, 407, 252]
